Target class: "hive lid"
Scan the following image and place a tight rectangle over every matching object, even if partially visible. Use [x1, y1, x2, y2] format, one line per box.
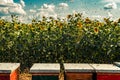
[114, 62, 120, 67]
[0, 63, 20, 73]
[64, 63, 94, 72]
[90, 64, 120, 73]
[30, 63, 60, 73]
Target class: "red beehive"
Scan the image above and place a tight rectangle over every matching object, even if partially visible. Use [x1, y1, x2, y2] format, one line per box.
[90, 64, 120, 80]
[64, 63, 94, 80]
[0, 63, 20, 80]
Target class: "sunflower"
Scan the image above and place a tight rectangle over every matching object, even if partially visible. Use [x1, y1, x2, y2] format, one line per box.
[28, 24, 32, 28]
[67, 14, 72, 19]
[14, 23, 19, 30]
[77, 22, 83, 29]
[39, 26, 45, 30]
[96, 22, 102, 27]
[85, 17, 91, 23]
[113, 22, 118, 26]
[94, 27, 99, 34]
[57, 22, 63, 29]
[0, 20, 4, 26]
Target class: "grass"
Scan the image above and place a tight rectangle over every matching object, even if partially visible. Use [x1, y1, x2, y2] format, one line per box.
[19, 73, 31, 80]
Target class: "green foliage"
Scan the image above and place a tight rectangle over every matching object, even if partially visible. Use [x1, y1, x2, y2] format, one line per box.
[0, 14, 120, 70]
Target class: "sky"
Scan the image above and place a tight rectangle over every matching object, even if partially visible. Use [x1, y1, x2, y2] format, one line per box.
[0, 0, 120, 23]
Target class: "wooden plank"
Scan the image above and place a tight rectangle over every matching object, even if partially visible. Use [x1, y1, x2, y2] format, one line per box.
[65, 72, 93, 80]
[97, 73, 120, 80]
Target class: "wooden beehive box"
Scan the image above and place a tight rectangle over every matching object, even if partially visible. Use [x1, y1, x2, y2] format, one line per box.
[30, 63, 60, 80]
[90, 64, 120, 80]
[64, 63, 94, 80]
[0, 63, 20, 80]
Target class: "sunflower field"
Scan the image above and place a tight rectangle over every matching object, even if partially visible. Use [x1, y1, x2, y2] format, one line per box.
[0, 14, 120, 70]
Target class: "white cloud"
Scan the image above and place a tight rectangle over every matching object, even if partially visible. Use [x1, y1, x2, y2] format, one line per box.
[0, 0, 26, 16]
[8, 4, 26, 15]
[0, 7, 9, 14]
[37, 4, 57, 19]
[90, 15, 104, 21]
[42, 4, 55, 12]
[1, 15, 11, 21]
[104, 2, 117, 9]
[0, 0, 13, 4]
[0, 0, 14, 7]
[108, 12, 113, 17]
[18, 15, 28, 23]
[28, 15, 34, 20]
[20, 0, 25, 7]
[6, 0, 13, 3]
[102, 0, 120, 3]
[29, 9, 36, 13]
[59, 3, 68, 8]
[91, 15, 103, 19]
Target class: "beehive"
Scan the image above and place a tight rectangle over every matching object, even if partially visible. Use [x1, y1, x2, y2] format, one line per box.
[64, 63, 94, 80]
[30, 63, 60, 80]
[0, 63, 20, 80]
[90, 64, 120, 80]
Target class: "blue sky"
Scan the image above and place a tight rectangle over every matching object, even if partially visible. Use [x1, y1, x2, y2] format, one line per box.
[0, 0, 120, 23]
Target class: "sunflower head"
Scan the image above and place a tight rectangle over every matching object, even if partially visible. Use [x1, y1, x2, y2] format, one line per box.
[0, 20, 4, 26]
[67, 14, 72, 19]
[94, 27, 99, 34]
[77, 22, 83, 29]
[14, 23, 19, 30]
[113, 22, 118, 26]
[85, 17, 91, 23]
